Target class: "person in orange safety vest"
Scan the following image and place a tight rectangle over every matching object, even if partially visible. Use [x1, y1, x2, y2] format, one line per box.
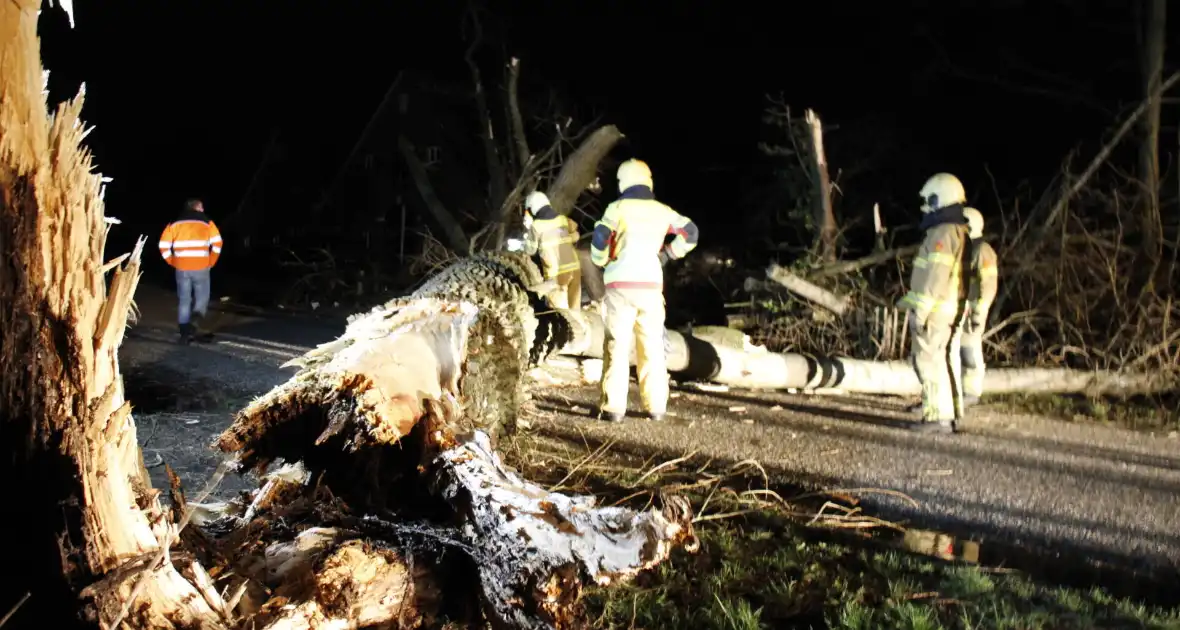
[158, 198, 222, 344]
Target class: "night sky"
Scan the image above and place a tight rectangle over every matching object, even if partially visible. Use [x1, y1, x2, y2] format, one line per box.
[34, 1, 1170, 270]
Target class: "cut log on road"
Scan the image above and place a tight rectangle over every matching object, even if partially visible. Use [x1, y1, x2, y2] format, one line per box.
[207, 253, 697, 629]
[556, 311, 1173, 396]
[763, 264, 851, 315]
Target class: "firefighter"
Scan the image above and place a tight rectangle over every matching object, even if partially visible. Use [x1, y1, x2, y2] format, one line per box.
[899, 173, 971, 433]
[590, 159, 699, 422]
[961, 207, 998, 408]
[158, 198, 223, 344]
[524, 191, 583, 310]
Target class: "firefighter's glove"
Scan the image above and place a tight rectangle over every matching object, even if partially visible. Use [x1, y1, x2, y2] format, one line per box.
[522, 213, 534, 230]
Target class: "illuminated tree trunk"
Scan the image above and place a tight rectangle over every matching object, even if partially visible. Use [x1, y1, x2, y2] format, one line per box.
[0, 2, 231, 627]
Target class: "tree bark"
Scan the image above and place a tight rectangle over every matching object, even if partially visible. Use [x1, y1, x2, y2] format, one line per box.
[0, 3, 231, 627]
[1140, 0, 1166, 261]
[556, 312, 1173, 397]
[214, 253, 698, 628]
[505, 57, 531, 175]
[546, 125, 624, 216]
[398, 133, 472, 255]
[804, 109, 838, 262]
[464, 4, 509, 216]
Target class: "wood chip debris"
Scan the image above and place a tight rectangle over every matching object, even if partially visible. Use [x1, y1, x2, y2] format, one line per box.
[923, 469, 954, 476]
[727, 406, 747, 413]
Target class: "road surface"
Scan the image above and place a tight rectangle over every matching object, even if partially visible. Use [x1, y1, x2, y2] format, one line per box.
[121, 282, 1180, 595]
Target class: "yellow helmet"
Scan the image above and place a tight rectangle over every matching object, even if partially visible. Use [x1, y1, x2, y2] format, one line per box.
[617, 159, 654, 192]
[962, 207, 984, 239]
[918, 172, 966, 213]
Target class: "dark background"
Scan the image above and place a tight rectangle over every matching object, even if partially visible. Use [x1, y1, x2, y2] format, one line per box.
[34, 0, 1175, 300]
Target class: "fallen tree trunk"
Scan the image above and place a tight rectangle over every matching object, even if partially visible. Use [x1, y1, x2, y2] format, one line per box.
[556, 312, 1174, 396]
[206, 253, 697, 629]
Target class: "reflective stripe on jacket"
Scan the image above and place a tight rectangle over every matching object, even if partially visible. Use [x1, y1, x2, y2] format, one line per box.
[159, 217, 222, 271]
[900, 221, 969, 325]
[590, 186, 698, 290]
[967, 240, 998, 324]
[531, 215, 580, 279]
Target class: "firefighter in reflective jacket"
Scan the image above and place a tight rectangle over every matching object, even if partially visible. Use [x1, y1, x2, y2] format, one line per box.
[158, 198, 222, 344]
[961, 207, 998, 408]
[524, 191, 582, 310]
[899, 173, 971, 433]
[590, 159, 699, 422]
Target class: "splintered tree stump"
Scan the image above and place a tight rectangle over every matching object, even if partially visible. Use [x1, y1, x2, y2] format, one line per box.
[203, 253, 696, 629]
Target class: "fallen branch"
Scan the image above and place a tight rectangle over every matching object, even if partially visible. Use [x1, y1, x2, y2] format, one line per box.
[807, 245, 919, 279]
[398, 133, 471, 255]
[765, 263, 851, 316]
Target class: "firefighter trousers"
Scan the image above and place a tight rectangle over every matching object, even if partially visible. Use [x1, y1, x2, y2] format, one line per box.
[960, 324, 985, 398]
[599, 287, 668, 415]
[544, 269, 582, 311]
[910, 314, 964, 422]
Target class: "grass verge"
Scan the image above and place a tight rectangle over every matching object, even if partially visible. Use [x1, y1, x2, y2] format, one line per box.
[505, 431, 1180, 630]
[986, 393, 1180, 434]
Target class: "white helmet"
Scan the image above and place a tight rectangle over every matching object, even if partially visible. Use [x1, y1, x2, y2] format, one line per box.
[962, 207, 984, 239]
[918, 172, 966, 214]
[525, 191, 550, 215]
[617, 159, 653, 192]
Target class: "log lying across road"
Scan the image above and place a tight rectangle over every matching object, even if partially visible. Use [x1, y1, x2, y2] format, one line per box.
[555, 311, 1171, 396]
[206, 253, 698, 629]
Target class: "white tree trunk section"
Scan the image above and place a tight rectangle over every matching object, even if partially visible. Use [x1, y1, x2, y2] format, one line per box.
[557, 310, 1170, 396]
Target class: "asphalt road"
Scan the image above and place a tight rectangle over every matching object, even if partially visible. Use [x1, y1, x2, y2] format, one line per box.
[121, 282, 1180, 592]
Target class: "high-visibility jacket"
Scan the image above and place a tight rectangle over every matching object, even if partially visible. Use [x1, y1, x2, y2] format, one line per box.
[900, 207, 969, 326]
[159, 211, 222, 271]
[590, 186, 698, 290]
[528, 208, 580, 280]
[966, 240, 998, 328]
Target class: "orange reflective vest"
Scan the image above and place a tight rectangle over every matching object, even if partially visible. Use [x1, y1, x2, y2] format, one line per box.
[159, 216, 222, 271]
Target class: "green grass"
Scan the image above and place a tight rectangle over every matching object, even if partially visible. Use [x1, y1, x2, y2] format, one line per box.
[508, 434, 1180, 630]
[988, 392, 1180, 433]
[581, 515, 1180, 629]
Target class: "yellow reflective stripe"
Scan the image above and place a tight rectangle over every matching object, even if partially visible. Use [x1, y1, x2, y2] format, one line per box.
[924, 252, 957, 266]
[979, 267, 998, 277]
[902, 292, 935, 309]
[904, 291, 959, 313]
[556, 261, 581, 274]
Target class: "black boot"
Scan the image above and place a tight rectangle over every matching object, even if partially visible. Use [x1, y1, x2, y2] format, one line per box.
[178, 322, 194, 345]
[190, 312, 214, 343]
